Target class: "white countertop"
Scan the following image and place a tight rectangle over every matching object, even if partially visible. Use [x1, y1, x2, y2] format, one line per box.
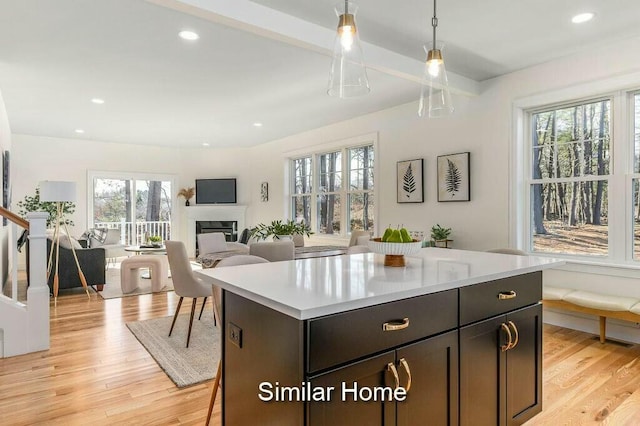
[194, 248, 564, 320]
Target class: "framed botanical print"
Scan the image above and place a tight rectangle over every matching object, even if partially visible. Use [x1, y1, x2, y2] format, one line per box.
[397, 158, 424, 203]
[437, 152, 470, 202]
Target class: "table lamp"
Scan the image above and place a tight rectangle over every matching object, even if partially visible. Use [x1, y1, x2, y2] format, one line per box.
[39, 181, 90, 302]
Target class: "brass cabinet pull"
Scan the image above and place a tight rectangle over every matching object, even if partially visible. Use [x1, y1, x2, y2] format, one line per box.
[387, 362, 400, 390]
[500, 323, 513, 352]
[508, 321, 519, 350]
[498, 290, 517, 300]
[399, 358, 412, 392]
[383, 318, 410, 331]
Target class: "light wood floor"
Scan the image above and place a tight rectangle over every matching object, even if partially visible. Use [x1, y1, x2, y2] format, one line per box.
[2, 291, 640, 425]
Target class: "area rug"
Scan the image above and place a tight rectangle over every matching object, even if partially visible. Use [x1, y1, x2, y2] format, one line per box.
[126, 309, 219, 388]
[98, 261, 201, 299]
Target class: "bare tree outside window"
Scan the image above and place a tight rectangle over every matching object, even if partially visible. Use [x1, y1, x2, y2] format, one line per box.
[530, 100, 610, 255]
[289, 143, 375, 238]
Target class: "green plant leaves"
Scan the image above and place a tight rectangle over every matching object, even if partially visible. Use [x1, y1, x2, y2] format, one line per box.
[17, 186, 75, 227]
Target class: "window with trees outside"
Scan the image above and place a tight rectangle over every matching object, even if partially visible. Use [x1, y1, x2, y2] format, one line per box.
[89, 172, 175, 246]
[529, 98, 610, 256]
[291, 143, 374, 237]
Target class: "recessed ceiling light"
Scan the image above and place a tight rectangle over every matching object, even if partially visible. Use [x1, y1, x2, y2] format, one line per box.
[91, 98, 105, 104]
[202, 143, 210, 147]
[253, 122, 263, 127]
[75, 129, 85, 134]
[179, 30, 199, 41]
[571, 12, 594, 24]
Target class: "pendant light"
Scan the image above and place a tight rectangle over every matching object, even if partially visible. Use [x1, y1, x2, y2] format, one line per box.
[327, 1, 370, 98]
[418, 0, 454, 117]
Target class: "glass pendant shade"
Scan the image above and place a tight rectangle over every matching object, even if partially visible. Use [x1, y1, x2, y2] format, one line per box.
[418, 43, 454, 118]
[327, 1, 370, 98]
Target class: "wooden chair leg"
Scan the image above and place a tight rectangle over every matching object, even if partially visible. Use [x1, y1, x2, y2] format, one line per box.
[206, 360, 222, 425]
[199, 297, 208, 320]
[599, 316, 606, 344]
[186, 298, 198, 348]
[169, 297, 183, 337]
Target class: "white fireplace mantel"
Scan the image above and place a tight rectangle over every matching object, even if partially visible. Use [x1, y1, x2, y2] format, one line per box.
[185, 205, 247, 257]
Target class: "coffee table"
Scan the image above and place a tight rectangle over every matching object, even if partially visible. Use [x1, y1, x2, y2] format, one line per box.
[125, 245, 166, 255]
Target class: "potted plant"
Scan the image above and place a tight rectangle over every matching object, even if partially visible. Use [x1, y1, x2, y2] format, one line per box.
[430, 224, 452, 248]
[177, 187, 195, 206]
[250, 219, 313, 241]
[148, 235, 163, 248]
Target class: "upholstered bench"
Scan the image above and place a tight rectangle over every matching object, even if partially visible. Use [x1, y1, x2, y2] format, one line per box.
[120, 255, 168, 293]
[543, 286, 640, 343]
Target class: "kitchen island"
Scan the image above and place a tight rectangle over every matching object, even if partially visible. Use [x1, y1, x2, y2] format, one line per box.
[195, 248, 563, 426]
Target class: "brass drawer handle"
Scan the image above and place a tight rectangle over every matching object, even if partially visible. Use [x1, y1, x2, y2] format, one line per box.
[498, 290, 517, 300]
[399, 358, 412, 392]
[500, 322, 513, 352]
[387, 362, 400, 390]
[383, 318, 410, 331]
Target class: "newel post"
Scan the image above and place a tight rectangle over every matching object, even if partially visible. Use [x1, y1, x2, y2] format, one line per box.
[26, 212, 50, 352]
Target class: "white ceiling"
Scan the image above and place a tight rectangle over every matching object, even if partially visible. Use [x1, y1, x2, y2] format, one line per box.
[0, 0, 639, 148]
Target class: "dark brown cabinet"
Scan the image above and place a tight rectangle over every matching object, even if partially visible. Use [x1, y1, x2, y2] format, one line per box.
[308, 330, 459, 426]
[459, 304, 542, 426]
[221, 271, 543, 426]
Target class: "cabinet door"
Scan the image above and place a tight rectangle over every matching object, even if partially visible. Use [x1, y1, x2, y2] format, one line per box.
[308, 351, 396, 426]
[459, 315, 508, 426]
[396, 330, 459, 426]
[506, 304, 542, 426]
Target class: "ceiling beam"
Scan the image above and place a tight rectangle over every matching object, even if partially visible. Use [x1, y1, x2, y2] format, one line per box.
[146, 0, 480, 96]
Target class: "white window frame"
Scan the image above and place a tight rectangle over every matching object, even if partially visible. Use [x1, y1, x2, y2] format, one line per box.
[285, 133, 379, 239]
[511, 73, 640, 267]
[87, 170, 179, 243]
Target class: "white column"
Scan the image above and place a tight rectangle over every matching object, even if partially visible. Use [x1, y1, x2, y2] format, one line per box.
[26, 212, 50, 352]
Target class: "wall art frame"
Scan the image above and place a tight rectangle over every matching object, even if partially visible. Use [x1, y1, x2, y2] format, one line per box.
[260, 181, 268, 202]
[397, 158, 424, 203]
[437, 152, 470, 202]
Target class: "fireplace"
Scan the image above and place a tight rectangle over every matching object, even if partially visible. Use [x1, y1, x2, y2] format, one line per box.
[196, 220, 237, 240]
[186, 205, 247, 258]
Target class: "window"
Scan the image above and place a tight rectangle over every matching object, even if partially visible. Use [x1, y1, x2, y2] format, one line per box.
[290, 142, 375, 237]
[633, 93, 640, 259]
[89, 172, 175, 246]
[292, 157, 312, 226]
[529, 99, 611, 256]
[520, 88, 640, 264]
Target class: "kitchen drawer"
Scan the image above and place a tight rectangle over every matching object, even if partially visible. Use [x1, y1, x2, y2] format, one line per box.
[459, 272, 541, 326]
[307, 289, 458, 374]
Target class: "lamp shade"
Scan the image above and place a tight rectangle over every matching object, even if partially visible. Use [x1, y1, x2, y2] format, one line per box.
[418, 43, 454, 118]
[39, 181, 76, 202]
[327, 1, 370, 98]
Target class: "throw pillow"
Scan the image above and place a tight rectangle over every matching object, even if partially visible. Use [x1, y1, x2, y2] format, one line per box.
[57, 234, 83, 250]
[91, 228, 108, 243]
[197, 232, 228, 254]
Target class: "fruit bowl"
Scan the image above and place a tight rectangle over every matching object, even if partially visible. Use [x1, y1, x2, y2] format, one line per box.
[367, 237, 422, 267]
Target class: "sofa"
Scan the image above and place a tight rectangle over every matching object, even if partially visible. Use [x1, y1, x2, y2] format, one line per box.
[27, 233, 107, 292]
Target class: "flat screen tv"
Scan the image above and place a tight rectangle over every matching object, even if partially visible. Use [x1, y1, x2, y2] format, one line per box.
[195, 178, 237, 204]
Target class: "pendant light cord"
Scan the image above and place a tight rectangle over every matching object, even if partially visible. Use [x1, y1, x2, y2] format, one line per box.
[345, 0, 349, 15]
[432, 0, 438, 51]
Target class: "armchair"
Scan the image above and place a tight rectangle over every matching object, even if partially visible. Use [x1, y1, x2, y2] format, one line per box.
[196, 232, 250, 268]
